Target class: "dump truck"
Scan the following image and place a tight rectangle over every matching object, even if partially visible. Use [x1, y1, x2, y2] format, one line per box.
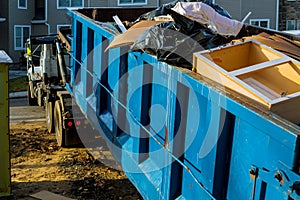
[29, 3, 300, 199]
[25, 29, 83, 146]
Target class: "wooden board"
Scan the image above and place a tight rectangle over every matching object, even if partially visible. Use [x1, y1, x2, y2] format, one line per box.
[0, 54, 10, 197]
[244, 32, 300, 61]
[30, 191, 75, 200]
[193, 39, 300, 124]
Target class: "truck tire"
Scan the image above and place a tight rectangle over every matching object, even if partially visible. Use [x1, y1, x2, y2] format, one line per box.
[37, 88, 44, 107]
[46, 101, 54, 133]
[27, 84, 37, 106]
[54, 100, 65, 147]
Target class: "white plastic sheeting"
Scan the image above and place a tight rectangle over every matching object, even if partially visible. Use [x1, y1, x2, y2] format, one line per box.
[172, 2, 243, 36]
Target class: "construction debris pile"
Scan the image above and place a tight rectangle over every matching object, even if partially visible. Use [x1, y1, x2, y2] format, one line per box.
[105, 0, 300, 70]
[103, 0, 300, 123]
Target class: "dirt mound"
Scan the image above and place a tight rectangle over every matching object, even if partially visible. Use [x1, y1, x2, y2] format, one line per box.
[10, 122, 141, 200]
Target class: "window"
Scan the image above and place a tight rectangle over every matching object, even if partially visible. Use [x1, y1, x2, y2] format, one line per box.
[14, 25, 31, 50]
[18, 0, 27, 9]
[118, 0, 147, 6]
[57, 0, 83, 8]
[250, 19, 270, 28]
[297, 20, 300, 30]
[286, 20, 296, 30]
[32, 0, 46, 21]
[57, 24, 71, 33]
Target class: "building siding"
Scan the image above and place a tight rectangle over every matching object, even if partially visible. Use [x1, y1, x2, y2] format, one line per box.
[89, 0, 108, 7]
[32, 24, 48, 36]
[48, 0, 72, 34]
[160, 0, 175, 5]
[242, 0, 277, 29]
[217, 0, 277, 30]
[279, 0, 300, 31]
[216, 0, 242, 20]
[8, 0, 35, 63]
[0, 1, 9, 51]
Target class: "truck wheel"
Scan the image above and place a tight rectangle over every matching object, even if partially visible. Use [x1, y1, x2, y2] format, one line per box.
[46, 101, 54, 133]
[37, 88, 44, 107]
[54, 100, 65, 147]
[27, 85, 37, 106]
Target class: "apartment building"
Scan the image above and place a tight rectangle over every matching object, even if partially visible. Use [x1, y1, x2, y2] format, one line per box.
[0, 0, 169, 64]
[216, 0, 300, 32]
[279, 0, 300, 31]
[215, 0, 279, 30]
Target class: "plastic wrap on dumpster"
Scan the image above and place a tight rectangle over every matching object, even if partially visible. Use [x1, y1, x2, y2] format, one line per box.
[171, 2, 243, 36]
[131, 10, 230, 69]
[135, 0, 231, 22]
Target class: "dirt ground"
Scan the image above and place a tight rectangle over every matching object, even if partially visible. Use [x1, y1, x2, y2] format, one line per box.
[9, 121, 141, 200]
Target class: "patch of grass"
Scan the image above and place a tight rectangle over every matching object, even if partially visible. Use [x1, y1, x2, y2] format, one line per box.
[9, 76, 28, 93]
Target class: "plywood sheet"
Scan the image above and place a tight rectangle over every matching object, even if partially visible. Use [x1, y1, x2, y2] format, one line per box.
[106, 20, 165, 50]
[30, 191, 75, 200]
[245, 32, 300, 61]
[0, 61, 10, 197]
